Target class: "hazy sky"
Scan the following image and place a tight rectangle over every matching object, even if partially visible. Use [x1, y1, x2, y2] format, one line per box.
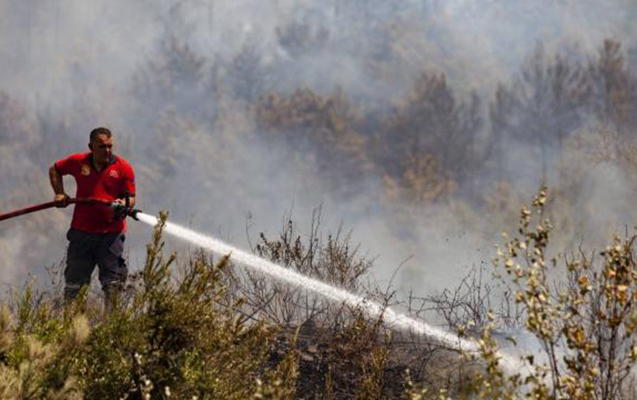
[1, 0, 634, 108]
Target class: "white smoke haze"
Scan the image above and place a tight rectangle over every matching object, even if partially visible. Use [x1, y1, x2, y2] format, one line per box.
[0, 0, 636, 316]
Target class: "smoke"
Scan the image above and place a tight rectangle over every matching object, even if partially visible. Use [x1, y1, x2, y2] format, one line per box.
[135, 210, 530, 375]
[1, 0, 637, 302]
[135, 212, 475, 348]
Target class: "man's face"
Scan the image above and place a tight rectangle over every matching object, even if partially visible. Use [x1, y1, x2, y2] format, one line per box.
[89, 134, 114, 164]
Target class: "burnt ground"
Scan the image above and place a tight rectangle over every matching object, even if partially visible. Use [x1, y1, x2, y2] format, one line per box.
[267, 323, 481, 399]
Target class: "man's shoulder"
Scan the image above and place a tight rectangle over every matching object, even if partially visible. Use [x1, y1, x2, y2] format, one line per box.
[57, 152, 90, 166]
[68, 152, 91, 160]
[114, 156, 135, 172]
[115, 156, 133, 167]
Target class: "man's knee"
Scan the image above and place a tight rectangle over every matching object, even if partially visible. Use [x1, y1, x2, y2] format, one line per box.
[64, 259, 94, 302]
[65, 229, 97, 286]
[98, 232, 128, 288]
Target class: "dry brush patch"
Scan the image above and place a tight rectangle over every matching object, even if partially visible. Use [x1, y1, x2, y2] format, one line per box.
[460, 187, 637, 399]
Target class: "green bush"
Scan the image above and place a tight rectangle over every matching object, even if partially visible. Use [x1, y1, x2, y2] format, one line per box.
[0, 212, 299, 399]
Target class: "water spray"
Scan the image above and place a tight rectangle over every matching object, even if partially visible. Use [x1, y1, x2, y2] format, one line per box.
[0, 199, 524, 372]
[135, 211, 525, 373]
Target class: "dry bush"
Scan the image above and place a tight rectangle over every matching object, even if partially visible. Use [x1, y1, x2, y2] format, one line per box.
[381, 153, 456, 206]
[219, 208, 462, 398]
[228, 208, 374, 331]
[408, 264, 522, 337]
[466, 187, 637, 399]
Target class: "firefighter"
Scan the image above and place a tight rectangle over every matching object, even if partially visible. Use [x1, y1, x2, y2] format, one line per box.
[49, 127, 136, 309]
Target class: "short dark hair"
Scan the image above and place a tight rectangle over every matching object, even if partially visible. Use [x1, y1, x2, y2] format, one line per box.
[90, 127, 112, 143]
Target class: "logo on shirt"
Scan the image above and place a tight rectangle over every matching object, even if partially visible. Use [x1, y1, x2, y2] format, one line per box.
[81, 164, 91, 176]
[109, 170, 119, 178]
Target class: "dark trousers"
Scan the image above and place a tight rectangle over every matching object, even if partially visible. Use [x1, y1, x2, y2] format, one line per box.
[64, 228, 128, 301]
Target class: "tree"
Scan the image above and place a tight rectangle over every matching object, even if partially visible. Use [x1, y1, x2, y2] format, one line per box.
[586, 40, 637, 136]
[376, 71, 482, 202]
[489, 44, 588, 178]
[276, 14, 329, 58]
[225, 44, 270, 104]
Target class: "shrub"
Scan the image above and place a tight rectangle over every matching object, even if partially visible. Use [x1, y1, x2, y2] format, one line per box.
[0, 212, 300, 399]
[468, 187, 637, 399]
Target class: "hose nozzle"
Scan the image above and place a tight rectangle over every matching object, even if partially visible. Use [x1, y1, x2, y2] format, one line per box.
[111, 191, 141, 221]
[129, 208, 141, 220]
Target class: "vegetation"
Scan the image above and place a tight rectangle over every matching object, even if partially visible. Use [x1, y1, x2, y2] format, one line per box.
[0, 213, 299, 399]
[460, 187, 637, 399]
[6, 185, 637, 399]
[0, 210, 461, 399]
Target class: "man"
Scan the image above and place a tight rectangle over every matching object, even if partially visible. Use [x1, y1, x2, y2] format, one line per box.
[49, 127, 136, 307]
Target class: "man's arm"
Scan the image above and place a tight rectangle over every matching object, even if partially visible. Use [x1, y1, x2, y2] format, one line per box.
[112, 195, 136, 209]
[49, 165, 69, 207]
[120, 161, 136, 210]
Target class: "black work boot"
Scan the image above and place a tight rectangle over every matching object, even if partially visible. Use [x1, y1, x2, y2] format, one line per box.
[64, 286, 81, 304]
[103, 283, 123, 313]
[63, 284, 88, 314]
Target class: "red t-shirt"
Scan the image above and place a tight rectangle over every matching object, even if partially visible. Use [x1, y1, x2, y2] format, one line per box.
[54, 152, 136, 233]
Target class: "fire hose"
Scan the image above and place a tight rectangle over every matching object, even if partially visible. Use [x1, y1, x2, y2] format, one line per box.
[0, 196, 141, 223]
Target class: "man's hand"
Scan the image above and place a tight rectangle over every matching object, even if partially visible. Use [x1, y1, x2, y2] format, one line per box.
[112, 198, 126, 207]
[54, 193, 70, 208]
[111, 198, 127, 220]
